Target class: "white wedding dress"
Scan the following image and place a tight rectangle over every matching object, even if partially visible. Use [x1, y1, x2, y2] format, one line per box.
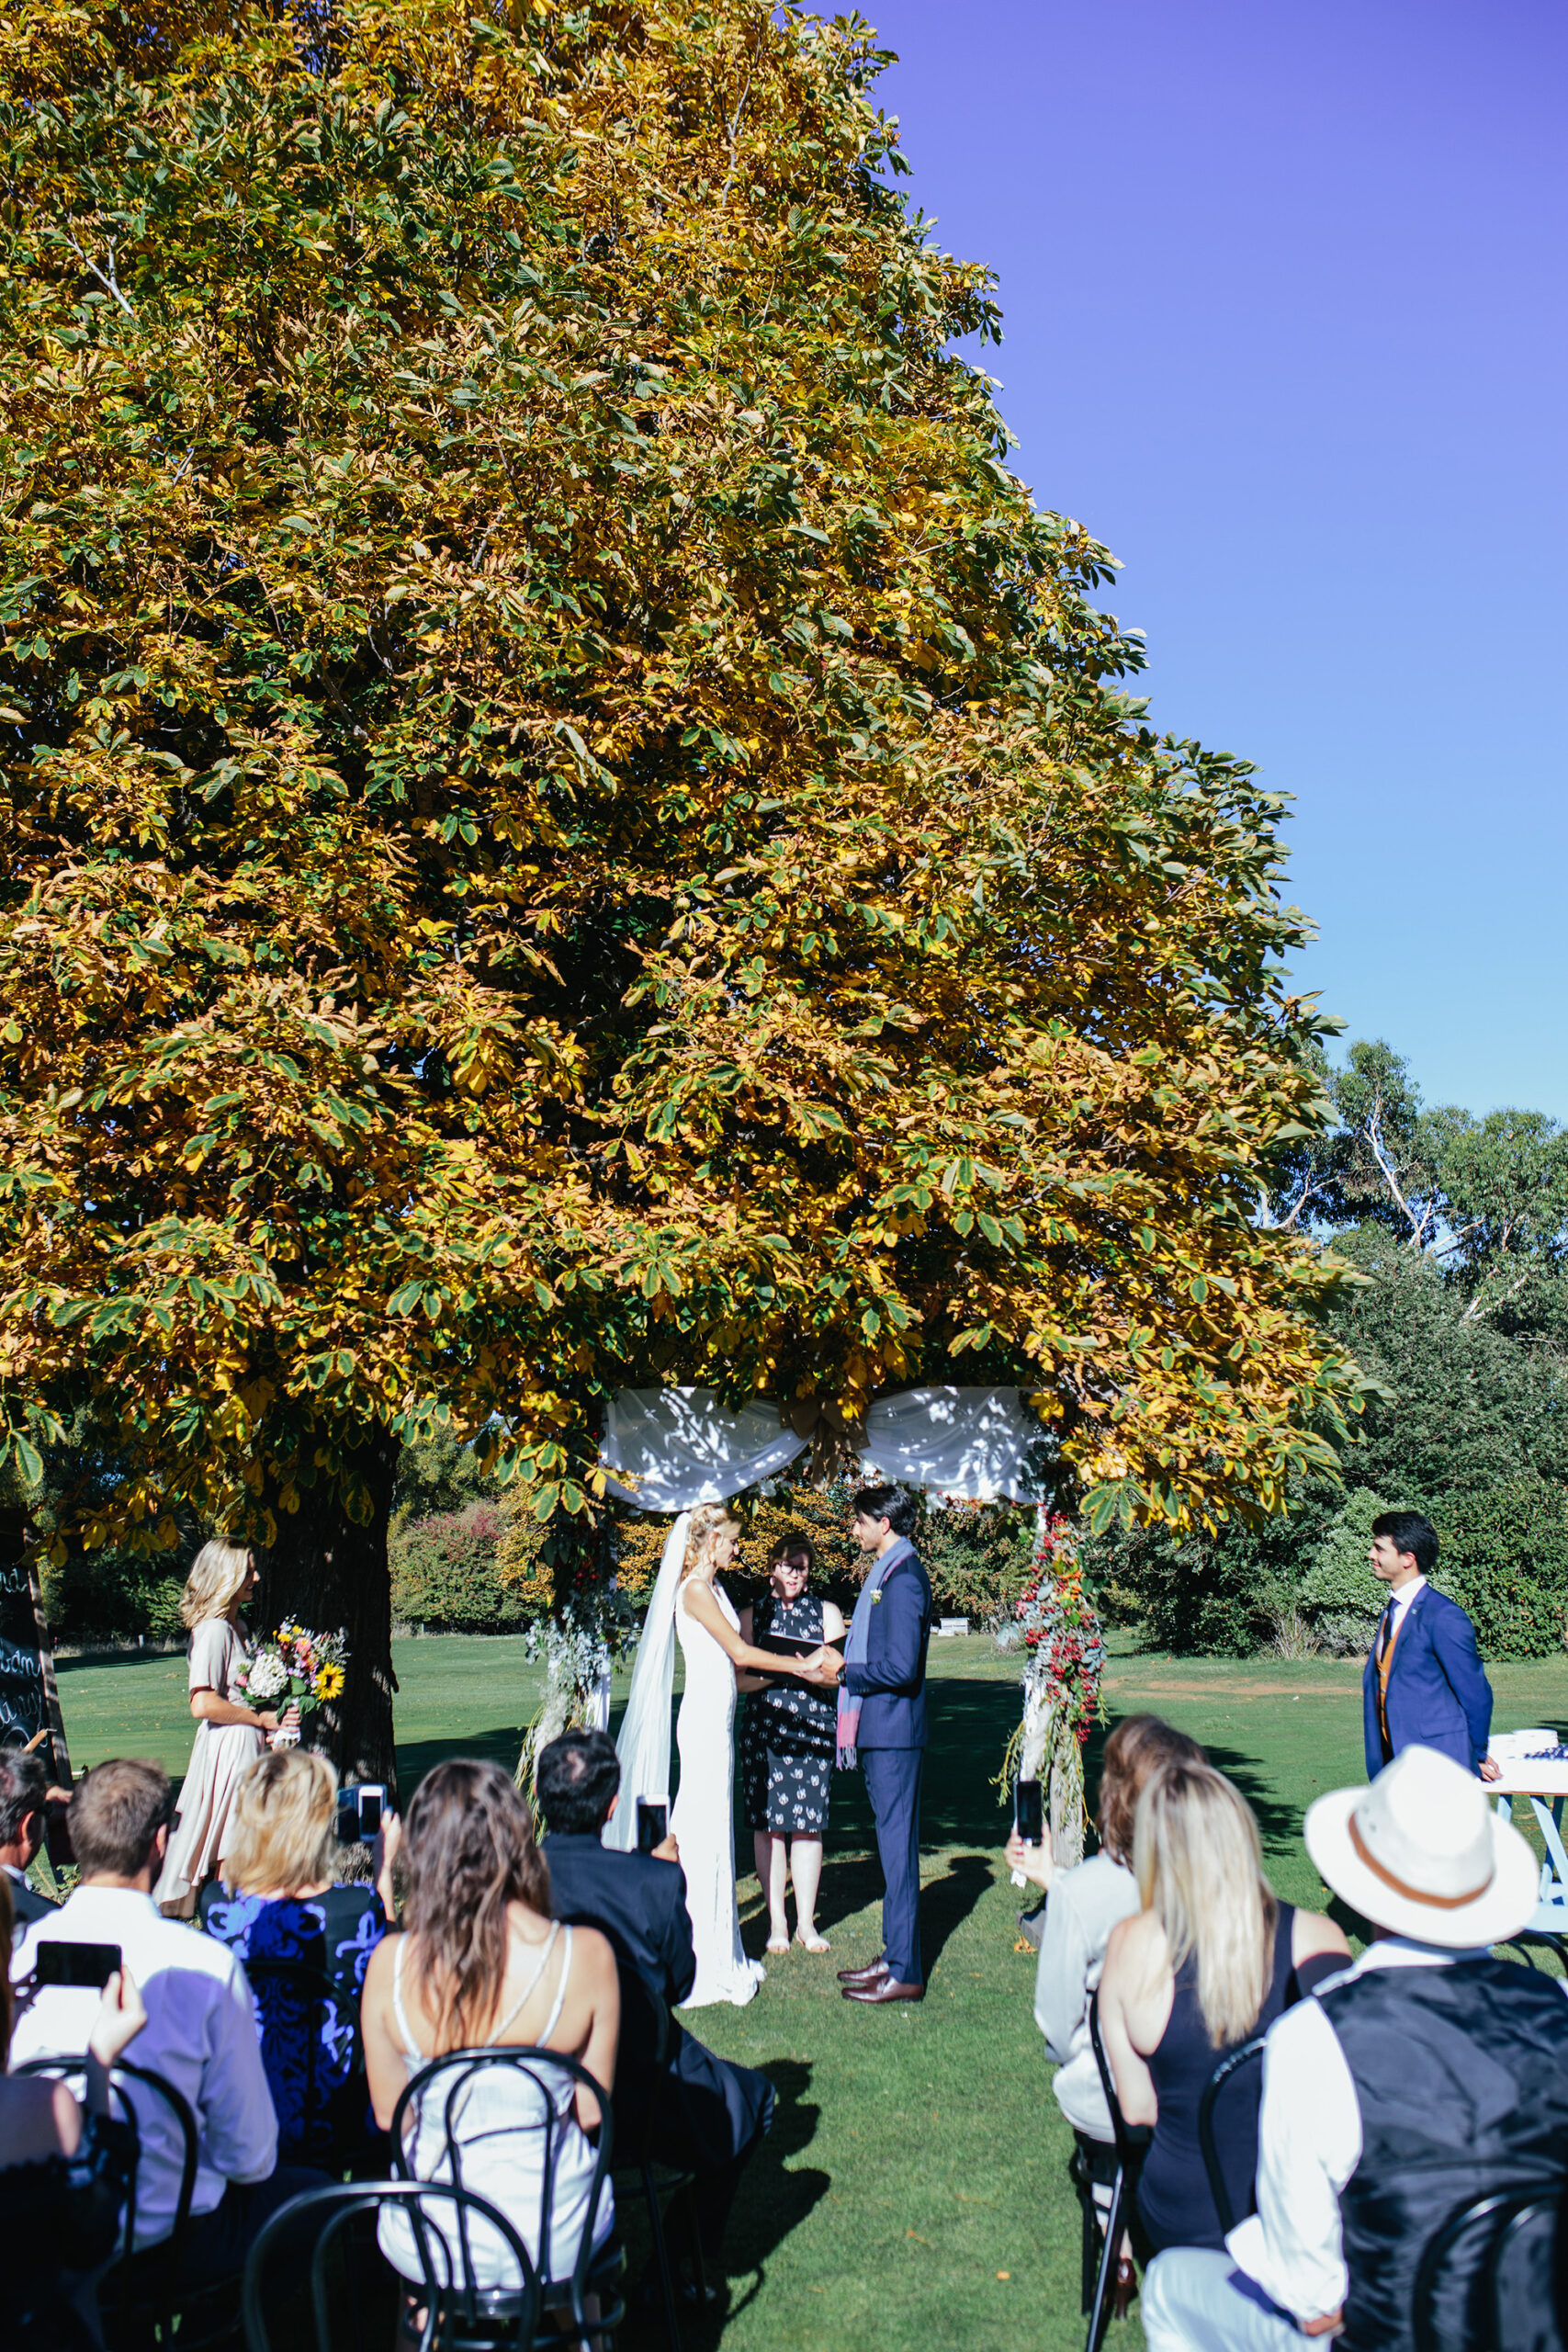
[671, 1579, 765, 2008]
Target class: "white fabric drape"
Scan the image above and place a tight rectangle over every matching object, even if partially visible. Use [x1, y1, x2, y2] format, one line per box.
[604, 1511, 691, 1850]
[861, 1385, 1038, 1502]
[601, 1388, 807, 1511]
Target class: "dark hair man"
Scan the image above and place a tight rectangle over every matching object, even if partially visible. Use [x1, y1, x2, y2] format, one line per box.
[536, 1729, 774, 2301]
[813, 1485, 933, 2006]
[10, 1759, 317, 2289]
[1361, 1511, 1497, 1783]
[0, 1748, 56, 1941]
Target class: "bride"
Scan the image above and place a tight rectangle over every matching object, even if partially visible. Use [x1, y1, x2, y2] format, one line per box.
[610, 1503, 828, 2007]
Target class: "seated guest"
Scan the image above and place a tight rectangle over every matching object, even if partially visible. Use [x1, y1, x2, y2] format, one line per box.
[1142, 1745, 1568, 2352]
[10, 1758, 318, 2290]
[537, 1729, 775, 2298]
[1007, 1713, 1206, 2306]
[199, 1749, 399, 2160]
[0, 1749, 59, 1942]
[1098, 1758, 1349, 2257]
[360, 1758, 619, 2299]
[0, 1871, 146, 2348]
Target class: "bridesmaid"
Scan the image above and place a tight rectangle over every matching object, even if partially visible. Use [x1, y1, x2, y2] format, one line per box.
[154, 1541, 297, 1917]
[739, 1535, 846, 1953]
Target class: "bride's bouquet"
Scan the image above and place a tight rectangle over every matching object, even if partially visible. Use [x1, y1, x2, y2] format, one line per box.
[240, 1623, 348, 1742]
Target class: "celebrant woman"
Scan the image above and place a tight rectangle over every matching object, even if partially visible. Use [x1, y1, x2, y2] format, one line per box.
[154, 1541, 298, 1917]
[739, 1533, 845, 1953]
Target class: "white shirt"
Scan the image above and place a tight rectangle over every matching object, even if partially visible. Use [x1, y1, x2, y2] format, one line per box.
[1380, 1574, 1426, 1648]
[1032, 1853, 1141, 2139]
[1226, 1939, 1505, 2321]
[11, 1885, 277, 2248]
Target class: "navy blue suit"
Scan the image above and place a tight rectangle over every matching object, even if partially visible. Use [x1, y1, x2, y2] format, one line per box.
[846, 1542, 933, 1984]
[543, 1830, 773, 2255]
[1362, 1581, 1494, 1780]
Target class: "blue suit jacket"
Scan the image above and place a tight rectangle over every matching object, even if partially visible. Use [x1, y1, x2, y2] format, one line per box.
[1361, 1582, 1494, 1779]
[844, 1545, 933, 1750]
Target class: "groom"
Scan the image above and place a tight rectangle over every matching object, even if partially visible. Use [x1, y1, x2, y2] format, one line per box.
[814, 1484, 933, 2006]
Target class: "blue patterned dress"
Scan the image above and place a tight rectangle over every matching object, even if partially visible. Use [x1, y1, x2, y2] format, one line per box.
[199, 1881, 389, 2157]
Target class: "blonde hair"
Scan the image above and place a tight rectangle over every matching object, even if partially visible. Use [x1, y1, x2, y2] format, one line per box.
[178, 1539, 254, 1630]
[223, 1749, 338, 1896]
[679, 1505, 742, 1581]
[1134, 1759, 1278, 2049]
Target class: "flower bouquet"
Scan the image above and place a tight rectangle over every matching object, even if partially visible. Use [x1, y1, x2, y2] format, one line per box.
[240, 1623, 348, 1744]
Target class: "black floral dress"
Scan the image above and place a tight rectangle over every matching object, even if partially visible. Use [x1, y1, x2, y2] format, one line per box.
[740, 1591, 836, 1837]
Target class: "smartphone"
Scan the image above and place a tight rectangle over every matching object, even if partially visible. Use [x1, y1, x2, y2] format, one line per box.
[36, 1940, 120, 1989]
[637, 1800, 669, 1853]
[1014, 1778, 1043, 1847]
[336, 1783, 386, 1842]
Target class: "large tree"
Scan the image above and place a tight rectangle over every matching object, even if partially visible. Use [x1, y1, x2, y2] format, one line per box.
[0, 0, 1368, 1775]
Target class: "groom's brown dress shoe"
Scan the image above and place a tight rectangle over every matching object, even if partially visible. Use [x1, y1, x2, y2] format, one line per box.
[837, 1957, 888, 1985]
[843, 1976, 924, 2005]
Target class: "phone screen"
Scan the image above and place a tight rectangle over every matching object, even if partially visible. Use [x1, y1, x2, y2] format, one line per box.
[1014, 1778, 1043, 1846]
[357, 1786, 383, 1838]
[36, 1940, 121, 1989]
[637, 1800, 669, 1853]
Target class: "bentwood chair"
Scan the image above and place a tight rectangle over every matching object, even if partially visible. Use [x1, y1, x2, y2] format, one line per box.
[15, 2052, 240, 2348]
[1413, 2184, 1567, 2352]
[389, 2045, 625, 2352]
[1085, 1993, 1152, 2351]
[1195, 2035, 1268, 2238]
[242, 2177, 539, 2352]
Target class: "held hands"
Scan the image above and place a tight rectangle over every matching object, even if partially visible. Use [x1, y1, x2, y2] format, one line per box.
[797, 1646, 845, 1689]
[1004, 1826, 1055, 1893]
[88, 1968, 148, 2068]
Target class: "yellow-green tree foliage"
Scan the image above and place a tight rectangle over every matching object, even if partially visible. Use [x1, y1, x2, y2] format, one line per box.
[1, 1, 1368, 1673]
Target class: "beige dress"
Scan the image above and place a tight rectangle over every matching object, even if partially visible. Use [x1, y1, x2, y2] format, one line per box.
[153, 1617, 265, 1909]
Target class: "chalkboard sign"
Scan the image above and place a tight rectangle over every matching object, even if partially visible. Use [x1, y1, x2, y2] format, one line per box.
[0, 1509, 73, 1809]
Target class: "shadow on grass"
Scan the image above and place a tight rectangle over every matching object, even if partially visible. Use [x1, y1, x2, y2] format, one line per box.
[396, 1724, 530, 1802]
[637, 2057, 828, 2348]
[55, 1649, 186, 1675]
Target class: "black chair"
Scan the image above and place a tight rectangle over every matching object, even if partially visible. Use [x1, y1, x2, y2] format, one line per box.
[14, 2052, 240, 2348]
[244, 1955, 367, 2166]
[1084, 1992, 1152, 2351]
[389, 2045, 625, 2352]
[609, 1962, 705, 2352]
[1414, 2184, 1567, 2352]
[1195, 2034, 1267, 2238]
[242, 2177, 539, 2352]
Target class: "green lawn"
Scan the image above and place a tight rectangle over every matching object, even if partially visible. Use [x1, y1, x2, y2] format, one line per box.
[48, 1638, 1568, 2352]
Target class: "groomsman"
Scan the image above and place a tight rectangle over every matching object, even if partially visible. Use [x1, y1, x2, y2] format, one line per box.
[814, 1485, 933, 2006]
[1361, 1510, 1498, 1782]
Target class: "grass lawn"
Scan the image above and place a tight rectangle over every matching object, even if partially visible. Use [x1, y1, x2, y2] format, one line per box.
[49, 1638, 1568, 2352]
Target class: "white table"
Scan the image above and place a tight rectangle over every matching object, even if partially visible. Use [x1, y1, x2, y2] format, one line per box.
[1490, 1760, 1568, 1945]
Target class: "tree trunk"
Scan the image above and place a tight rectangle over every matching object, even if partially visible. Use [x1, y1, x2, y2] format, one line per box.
[259, 1435, 400, 1792]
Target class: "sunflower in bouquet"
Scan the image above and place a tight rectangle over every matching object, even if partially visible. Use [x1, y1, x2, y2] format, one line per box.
[240, 1623, 349, 1737]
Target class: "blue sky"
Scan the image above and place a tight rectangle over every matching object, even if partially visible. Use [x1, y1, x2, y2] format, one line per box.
[868, 0, 1568, 1117]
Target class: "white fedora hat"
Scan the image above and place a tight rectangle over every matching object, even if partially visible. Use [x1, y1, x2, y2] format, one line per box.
[1304, 1746, 1539, 1950]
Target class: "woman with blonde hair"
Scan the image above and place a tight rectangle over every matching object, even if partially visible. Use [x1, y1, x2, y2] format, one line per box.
[1097, 1758, 1349, 2256]
[154, 1539, 298, 1917]
[612, 1504, 831, 2005]
[671, 1504, 831, 2005]
[200, 1748, 400, 2158]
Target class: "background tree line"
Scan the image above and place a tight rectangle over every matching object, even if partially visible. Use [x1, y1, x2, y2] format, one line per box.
[1091, 1037, 1568, 1658]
